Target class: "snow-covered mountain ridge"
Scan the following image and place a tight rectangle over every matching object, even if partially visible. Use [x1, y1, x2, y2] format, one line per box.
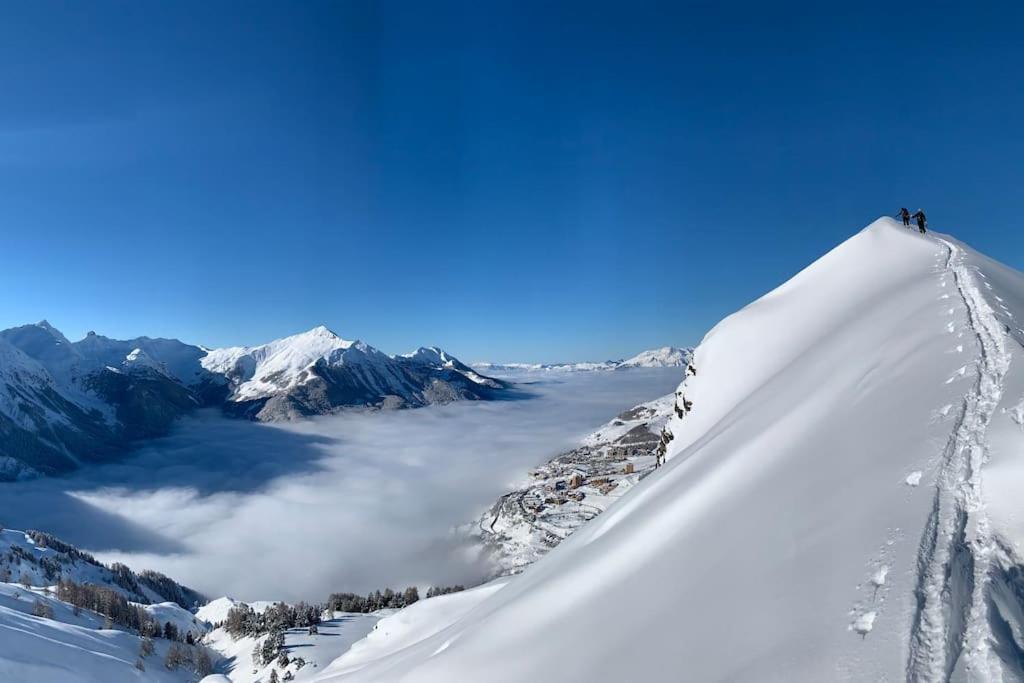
[0, 528, 204, 609]
[308, 218, 1024, 681]
[0, 323, 503, 479]
[0, 527, 215, 682]
[204, 326, 502, 421]
[473, 345, 691, 374]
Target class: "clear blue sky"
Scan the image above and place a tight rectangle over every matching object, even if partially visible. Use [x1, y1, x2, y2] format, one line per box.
[2, 2, 1022, 362]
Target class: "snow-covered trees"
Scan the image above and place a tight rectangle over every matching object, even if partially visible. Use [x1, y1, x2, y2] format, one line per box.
[327, 584, 448, 613]
[425, 584, 465, 599]
[252, 628, 286, 666]
[2, 530, 201, 609]
[55, 578, 161, 634]
[224, 600, 324, 641]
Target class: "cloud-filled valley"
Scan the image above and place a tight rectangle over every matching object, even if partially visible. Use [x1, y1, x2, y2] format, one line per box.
[0, 368, 681, 602]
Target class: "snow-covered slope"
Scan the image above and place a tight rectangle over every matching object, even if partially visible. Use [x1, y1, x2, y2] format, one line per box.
[206, 610, 379, 683]
[473, 346, 691, 374]
[313, 219, 1024, 681]
[0, 529, 204, 609]
[315, 581, 508, 680]
[0, 528, 214, 682]
[203, 327, 503, 421]
[0, 593, 204, 683]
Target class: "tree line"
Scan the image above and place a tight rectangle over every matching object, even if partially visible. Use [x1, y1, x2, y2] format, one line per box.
[222, 600, 323, 640]
[326, 584, 464, 614]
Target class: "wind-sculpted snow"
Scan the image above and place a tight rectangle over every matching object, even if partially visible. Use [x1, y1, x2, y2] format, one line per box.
[0, 369, 682, 603]
[312, 219, 1024, 682]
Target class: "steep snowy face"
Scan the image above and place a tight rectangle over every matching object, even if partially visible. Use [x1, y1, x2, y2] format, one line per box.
[618, 345, 691, 368]
[200, 326, 362, 401]
[319, 219, 1024, 682]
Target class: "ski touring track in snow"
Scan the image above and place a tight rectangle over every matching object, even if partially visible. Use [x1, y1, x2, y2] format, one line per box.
[907, 237, 1013, 682]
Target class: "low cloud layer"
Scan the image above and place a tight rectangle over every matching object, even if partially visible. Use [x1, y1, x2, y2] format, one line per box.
[0, 369, 681, 602]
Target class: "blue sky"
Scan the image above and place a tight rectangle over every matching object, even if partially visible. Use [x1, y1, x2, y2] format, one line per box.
[1, 2, 1022, 362]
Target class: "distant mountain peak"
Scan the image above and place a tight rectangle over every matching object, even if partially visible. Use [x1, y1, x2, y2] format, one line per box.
[473, 346, 691, 373]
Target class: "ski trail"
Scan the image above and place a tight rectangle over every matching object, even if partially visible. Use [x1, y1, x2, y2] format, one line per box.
[907, 238, 1011, 682]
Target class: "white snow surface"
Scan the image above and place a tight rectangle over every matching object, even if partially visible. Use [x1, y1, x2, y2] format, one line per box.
[206, 610, 379, 683]
[0, 581, 206, 683]
[312, 581, 508, 682]
[315, 219, 1024, 681]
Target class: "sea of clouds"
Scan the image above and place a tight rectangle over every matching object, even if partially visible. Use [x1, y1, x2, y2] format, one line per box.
[0, 368, 681, 602]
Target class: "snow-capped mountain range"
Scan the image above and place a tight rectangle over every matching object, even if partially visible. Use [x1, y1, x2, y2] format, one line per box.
[0, 323, 503, 479]
[472, 346, 692, 374]
[202, 326, 503, 421]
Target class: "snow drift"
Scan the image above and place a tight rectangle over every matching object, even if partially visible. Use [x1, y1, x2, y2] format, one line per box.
[315, 219, 1024, 681]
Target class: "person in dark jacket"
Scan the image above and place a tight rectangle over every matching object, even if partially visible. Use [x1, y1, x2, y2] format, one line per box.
[899, 207, 911, 226]
[911, 209, 927, 234]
